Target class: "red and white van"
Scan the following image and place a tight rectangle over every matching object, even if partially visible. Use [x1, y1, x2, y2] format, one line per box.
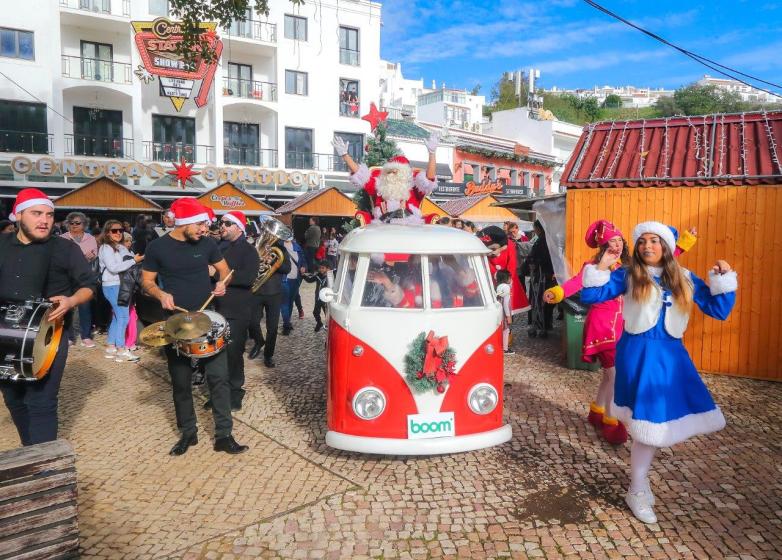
[320, 224, 512, 455]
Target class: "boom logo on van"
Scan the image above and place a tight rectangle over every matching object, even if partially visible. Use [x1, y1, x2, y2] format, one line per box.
[407, 412, 455, 440]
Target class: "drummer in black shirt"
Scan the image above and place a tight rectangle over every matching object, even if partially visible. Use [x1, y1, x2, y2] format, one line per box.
[141, 197, 248, 456]
[0, 188, 96, 446]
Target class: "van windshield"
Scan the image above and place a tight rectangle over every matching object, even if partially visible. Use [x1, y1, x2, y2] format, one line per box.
[429, 255, 484, 308]
[362, 253, 424, 309]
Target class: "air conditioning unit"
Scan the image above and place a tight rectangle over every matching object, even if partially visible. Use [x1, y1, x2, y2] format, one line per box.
[461, 121, 470, 130]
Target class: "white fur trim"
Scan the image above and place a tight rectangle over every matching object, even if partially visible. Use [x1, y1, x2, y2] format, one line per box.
[708, 270, 738, 295]
[582, 264, 611, 287]
[633, 221, 675, 253]
[222, 213, 246, 232]
[377, 162, 413, 202]
[386, 199, 401, 212]
[389, 214, 425, 225]
[349, 163, 371, 188]
[613, 403, 726, 447]
[175, 212, 210, 226]
[413, 171, 437, 195]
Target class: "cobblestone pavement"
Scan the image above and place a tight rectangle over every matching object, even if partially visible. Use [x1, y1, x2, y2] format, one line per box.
[1, 284, 781, 559]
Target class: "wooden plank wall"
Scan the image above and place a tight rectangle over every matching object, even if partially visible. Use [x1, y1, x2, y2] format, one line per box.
[0, 440, 78, 559]
[55, 177, 159, 210]
[565, 186, 782, 381]
[295, 190, 357, 217]
[461, 197, 518, 222]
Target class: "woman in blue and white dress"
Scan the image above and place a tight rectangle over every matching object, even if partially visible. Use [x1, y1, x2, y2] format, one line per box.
[581, 221, 737, 525]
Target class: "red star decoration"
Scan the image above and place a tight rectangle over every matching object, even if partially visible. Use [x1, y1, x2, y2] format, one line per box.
[201, 29, 218, 43]
[362, 102, 388, 131]
[167, 157, 200, 189]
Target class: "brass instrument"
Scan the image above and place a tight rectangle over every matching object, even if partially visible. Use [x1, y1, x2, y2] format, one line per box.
[251, 216, 293, 293]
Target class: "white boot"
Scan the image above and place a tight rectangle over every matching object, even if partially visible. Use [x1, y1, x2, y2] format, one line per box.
[625, 489, 657, 524]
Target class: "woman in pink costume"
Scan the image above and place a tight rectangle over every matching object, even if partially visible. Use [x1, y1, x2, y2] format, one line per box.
[545, 220, 696, 445]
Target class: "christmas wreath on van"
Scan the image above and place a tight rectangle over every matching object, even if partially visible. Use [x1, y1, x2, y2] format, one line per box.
[404, 331, 457, 395]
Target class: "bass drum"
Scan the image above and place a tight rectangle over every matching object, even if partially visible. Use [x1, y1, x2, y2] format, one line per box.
[0, 300, 63, 381]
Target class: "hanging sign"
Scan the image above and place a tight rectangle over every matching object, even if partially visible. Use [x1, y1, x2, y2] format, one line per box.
[131, 18, 223, 112]
[464, 180, 504, 196]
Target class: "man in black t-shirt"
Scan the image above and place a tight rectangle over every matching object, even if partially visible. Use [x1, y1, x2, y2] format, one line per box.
[0, 189, 96, 446]
[141, 198, 248, 456]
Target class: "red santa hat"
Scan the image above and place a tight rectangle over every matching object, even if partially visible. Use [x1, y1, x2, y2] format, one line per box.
[585, 219, 623, 248]
[9, 188, 53, 222]
[387, 155, 410, 166]
[632, 221, 676, 253]
[170, 197, 211, 226]
[221, 210, 246, 232]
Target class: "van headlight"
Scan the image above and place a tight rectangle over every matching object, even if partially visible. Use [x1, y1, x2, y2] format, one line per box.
[352, 387, 386, 420]
[468, 383, 498, 415]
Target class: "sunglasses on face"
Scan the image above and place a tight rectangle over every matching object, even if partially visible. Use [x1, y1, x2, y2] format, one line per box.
[219, 220, 235, 227]
[109, 228, 123, 234]
[69, 221, 83, 226]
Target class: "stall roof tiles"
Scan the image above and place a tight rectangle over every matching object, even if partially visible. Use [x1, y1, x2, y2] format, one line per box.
[438, 195, 492, 216]
[561, 111, 782, 188]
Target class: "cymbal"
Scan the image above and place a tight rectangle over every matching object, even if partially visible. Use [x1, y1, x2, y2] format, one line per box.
[164, 312, 211, 341]
[139, 321, 172, 347]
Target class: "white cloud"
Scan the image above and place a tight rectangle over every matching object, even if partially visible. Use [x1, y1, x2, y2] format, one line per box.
[536, 49, 671, 75]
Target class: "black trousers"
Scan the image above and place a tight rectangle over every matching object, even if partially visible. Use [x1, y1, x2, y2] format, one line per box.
[164, 346, 232, 439]
[304, 246, 318, 272]
[251, 293, 282, 360]
[226, 316, 248, 406]
[313, 299, 327, 325]
[1, 335, 68, 446]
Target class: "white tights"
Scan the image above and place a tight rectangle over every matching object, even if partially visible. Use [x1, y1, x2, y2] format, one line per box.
[629, 440, 657, 493]
[595, 366, 616, 413]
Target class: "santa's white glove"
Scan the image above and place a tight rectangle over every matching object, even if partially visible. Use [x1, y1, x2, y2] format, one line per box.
[424, 132, 440, 154]
[331, 137, 349, 157]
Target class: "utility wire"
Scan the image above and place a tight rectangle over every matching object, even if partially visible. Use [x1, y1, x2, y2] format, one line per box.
[582, 0, 782, 98]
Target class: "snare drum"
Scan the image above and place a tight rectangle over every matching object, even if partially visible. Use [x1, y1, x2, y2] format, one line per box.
[174, 310, 230, 358]
[0, 300, 63, 381]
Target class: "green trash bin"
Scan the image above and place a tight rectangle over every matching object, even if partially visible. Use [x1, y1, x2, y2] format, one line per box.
[561, 296, 601, 371]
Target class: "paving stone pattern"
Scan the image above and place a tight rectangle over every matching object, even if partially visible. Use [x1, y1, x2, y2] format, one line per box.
[1, 284, 780, 559]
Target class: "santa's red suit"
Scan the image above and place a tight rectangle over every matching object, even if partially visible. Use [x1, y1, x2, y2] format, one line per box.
[489, 239, 530, 314]
[349, 156, 439, 225]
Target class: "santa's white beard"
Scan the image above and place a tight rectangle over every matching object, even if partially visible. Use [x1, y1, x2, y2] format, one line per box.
[376, 162, 413, 206]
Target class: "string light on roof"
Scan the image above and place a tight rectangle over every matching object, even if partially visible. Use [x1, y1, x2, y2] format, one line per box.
[701, 115, 710, 177]
[662, 117, 671, 179]
[685, 115, 704, 177]
[717, 114, 727, 177]
[569, 123, 595, 180]
[740, 112, 748, 177]
[761, 109, 782, 175]
[638, 119, 647, 178]
[604, 120, 629, 179]
[588, 121, 615, 180]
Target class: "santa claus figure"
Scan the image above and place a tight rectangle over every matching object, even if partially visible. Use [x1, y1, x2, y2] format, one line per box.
[332, 133, 441, 225]
[478, 225, 530, 314]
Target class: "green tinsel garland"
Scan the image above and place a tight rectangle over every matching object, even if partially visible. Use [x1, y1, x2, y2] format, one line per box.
[456, 145, 558, 168]
[404, 332, 458, 395]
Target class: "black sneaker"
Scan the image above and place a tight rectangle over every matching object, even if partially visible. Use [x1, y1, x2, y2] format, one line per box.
[314, 322, 323, 332]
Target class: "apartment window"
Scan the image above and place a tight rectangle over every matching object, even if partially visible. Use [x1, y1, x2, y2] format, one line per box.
[0, 28, 34, 61]
[224, 122, 260, 166]
[79, 0, 110, 12]
[339, 79, 359, 117]
[73, 107, 123, 157]
[152, 114, 196, 162]
[333, 132, 362, 172]
[148, 0, 168, 16]
[285, 70, 308, 96]
[0, 100, 48, 154]
[445, 105, 469, 126]
[284, 15, 307, 41]
[285, 127, 312, 169]
[226, 62, 252, 97]
[339, 26, 359, 66]
[80, 41, 113, 82]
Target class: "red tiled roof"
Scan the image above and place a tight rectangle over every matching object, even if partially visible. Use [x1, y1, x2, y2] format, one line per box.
[561, 111, 782, 188]
[438, 195, 491, 216]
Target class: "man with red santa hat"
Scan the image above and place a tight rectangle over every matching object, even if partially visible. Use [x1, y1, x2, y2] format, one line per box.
[332, 132, 441, 224]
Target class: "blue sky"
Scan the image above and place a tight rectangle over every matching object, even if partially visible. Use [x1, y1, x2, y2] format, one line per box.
[379, 0, 782, 96]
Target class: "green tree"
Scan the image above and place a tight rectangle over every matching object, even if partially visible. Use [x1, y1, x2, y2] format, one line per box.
[364, 121, 400, 168]
[656, 84, 743, 116]
[168, 0, 304, 62]
[470, 84, 482, 96]
[602, 94, 622, 109]
[486, 74, 527, 114]
[580, 96, 601, 121]
[653, 95, 680, 117]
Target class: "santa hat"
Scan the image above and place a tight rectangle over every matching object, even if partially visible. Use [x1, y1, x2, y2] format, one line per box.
[222, 210, 246, 232]
[9, 188, 53, 222]
[170, 197, 211, 226]
[632, 221, 676, 253]
[387, 155, 410, 166]
[585, 219, 623, 248]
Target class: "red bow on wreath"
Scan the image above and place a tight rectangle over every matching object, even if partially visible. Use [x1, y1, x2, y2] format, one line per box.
[423, 331, 449, 382]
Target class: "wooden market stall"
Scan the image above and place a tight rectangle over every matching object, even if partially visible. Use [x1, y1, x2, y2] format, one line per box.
[560, 111, 782, 381]
[420, 197, 449, 220]
[438, 194, 518, 225]
[196, 182, 274, 216]
[275, 186, 357, 242]
[54, 177, 162, 214]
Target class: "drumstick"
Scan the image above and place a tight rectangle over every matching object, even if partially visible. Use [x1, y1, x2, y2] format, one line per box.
[173, 306, 189, 313]
[198, 269, 234, 312]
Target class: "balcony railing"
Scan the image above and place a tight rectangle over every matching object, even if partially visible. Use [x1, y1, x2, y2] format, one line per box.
[224, 147, 278, 167]
[222, 78, 277, 102]
[339, 48, 360, 66]
[59, 0, 130, 17]
[64, 134, 133, 158]
[286, 152, 351, 172]
[0, 130, 53, 155]
[228, 19, 277, 43]
[142, 141, 215, 164]
[61, 55, 132, 84]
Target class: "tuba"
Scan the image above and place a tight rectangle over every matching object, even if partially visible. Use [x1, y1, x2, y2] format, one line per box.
[251, 216, 294, 294]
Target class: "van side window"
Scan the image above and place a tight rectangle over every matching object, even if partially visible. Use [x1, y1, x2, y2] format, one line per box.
[429, 255, 484, 308]
[362, 253, 423, 309]
[339, 253, 359, 305]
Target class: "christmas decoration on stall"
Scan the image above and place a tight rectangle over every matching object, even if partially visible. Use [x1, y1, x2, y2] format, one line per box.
[167, 157, 200, 188]
[455, 145, 558, 168]
[404, 331, 457, 395]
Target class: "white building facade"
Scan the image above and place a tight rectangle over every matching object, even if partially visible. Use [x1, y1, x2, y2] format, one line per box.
[697, 75, 782, 104]
[544, 85, 674, 109]
[0, 0, 381, 205]
[378, 60, 423, 120]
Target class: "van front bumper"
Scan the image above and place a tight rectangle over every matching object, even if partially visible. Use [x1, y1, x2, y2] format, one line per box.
[325, 425, 512, 455]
